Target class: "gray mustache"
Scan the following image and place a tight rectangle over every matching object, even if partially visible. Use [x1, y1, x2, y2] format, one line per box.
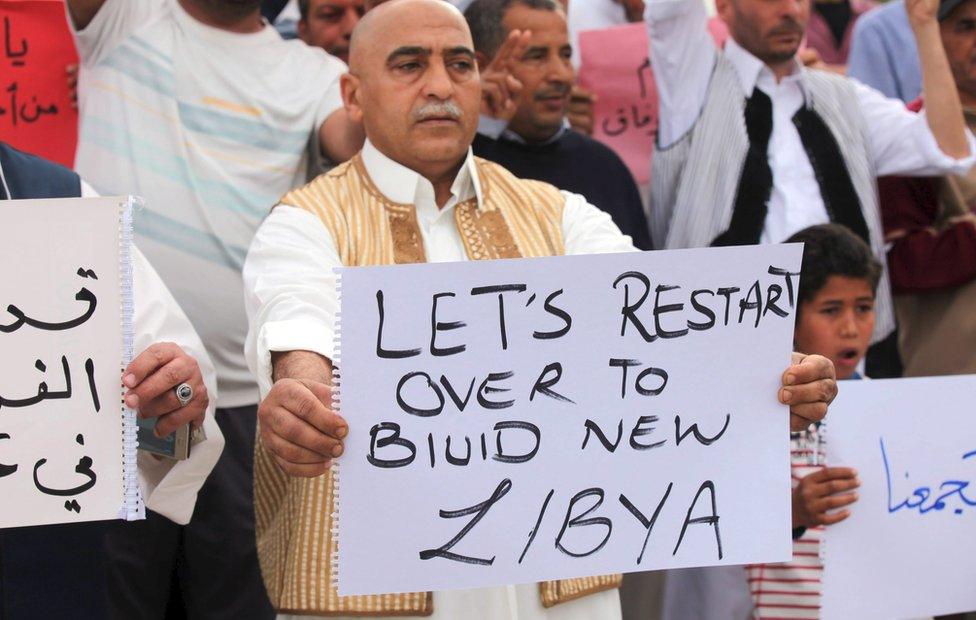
[413, 101, 463, 121]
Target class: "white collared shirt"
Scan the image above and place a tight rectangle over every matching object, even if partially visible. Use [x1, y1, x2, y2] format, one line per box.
[243, 141, 628, 619]
[645, 0, 976, 243]
[724, 39, 831, 244]
[243, 139, 636, 399]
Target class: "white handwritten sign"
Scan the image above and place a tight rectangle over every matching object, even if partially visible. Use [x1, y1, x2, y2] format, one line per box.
[335, 245, 801, 595]
[821, 376, 976, 620]
[0, 197, 131, 528]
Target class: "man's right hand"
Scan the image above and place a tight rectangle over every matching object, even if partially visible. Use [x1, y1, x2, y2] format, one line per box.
[792, 467, 860, 528]
[258, 377, 348, 478]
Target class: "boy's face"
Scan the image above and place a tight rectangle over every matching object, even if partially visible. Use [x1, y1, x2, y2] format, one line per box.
[794, 276, 875, 380]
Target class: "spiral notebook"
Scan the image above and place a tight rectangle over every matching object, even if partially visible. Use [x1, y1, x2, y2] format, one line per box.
[0, 195, 143, 528]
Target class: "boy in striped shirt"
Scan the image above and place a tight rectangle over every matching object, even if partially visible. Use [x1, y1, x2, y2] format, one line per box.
[748, 224, 881, 619]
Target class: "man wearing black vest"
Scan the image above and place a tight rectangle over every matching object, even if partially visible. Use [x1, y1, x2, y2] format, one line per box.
[646, 0, 975, 377]
[466, 0, 653, 250]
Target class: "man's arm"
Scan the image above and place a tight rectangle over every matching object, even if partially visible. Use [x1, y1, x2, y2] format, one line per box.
[644, 0, 716, 148]
[319, 108, 366, 164]
[910, 0, 970, 159]
[258, 350, 347, 478]
[879, 175, 976, 293]
[244, 205, 348, 477]
[66, 0, 161, 66]
[66, 0, 107, 30]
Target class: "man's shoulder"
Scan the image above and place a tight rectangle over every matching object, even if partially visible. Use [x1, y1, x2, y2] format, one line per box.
[0, 143, 77, 181]
[0, 143, 81, 199]
[803, 67, 862, 96]
[561, 131, 633, 173]
[855, 0, 905, 31]
[264, 37, 347, 79]
[280, 157, 359, 206]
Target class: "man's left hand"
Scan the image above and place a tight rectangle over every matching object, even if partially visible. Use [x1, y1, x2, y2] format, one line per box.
[480, 29, 530, 121]
[123, 342, 209, 438]
[905, 0, 939, 29]
[779, 352, 837, 432]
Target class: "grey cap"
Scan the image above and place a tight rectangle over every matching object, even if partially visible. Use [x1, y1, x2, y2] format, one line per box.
[940, 0, 969, 20]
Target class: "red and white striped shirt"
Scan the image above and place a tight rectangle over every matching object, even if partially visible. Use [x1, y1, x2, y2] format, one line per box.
[747, 425, 825, 619]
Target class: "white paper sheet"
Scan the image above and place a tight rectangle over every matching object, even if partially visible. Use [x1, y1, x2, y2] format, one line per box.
[0, 197, 127, 528]
[336, 245, 801, 595]
[821, 376, 976, 620]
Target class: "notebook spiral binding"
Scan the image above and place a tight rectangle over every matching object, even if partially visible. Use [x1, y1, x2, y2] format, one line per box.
[815, 419, 827, 564]
[330, 271, 342, 586]
[118, 196, 146, 521]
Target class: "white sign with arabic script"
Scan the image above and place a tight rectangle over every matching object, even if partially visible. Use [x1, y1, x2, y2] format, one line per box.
[822, 376, 976, 619]
[0, 197, 127, 528]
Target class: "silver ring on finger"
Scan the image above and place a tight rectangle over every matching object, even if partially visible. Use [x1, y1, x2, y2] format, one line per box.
[174, 382, 193, 408]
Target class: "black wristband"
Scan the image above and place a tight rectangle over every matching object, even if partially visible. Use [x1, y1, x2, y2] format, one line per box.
[792, 526, 807, 540]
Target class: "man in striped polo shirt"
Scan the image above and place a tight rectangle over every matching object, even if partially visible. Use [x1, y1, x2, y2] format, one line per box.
[65, 0, 364, 616]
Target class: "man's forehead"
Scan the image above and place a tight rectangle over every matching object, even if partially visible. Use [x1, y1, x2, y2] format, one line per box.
[375, 24, 474, 56]
[313, 0, 362, 7]
[502, 4, 568, 39]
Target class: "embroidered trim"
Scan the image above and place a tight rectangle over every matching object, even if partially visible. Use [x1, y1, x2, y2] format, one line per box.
[455, 199, 522, 261]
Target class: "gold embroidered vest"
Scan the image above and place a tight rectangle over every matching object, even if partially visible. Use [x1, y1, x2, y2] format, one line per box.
[254, 154, 622, 616]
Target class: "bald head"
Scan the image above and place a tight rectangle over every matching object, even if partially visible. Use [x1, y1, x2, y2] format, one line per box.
[349, 0, 469, 73]
[340, 0, 481, 188]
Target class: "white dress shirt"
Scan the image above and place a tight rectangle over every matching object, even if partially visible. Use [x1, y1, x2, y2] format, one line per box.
[129, 249, 224, 525]
[645, 0, 976, 243]
[244, 140, 628, 620]
[80, 183, 224, 525]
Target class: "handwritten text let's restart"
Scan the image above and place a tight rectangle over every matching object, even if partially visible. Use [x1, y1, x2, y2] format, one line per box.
[354, 265, 799, 569]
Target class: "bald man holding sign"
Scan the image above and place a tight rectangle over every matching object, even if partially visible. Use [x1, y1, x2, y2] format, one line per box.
[242, 1, 837, 618]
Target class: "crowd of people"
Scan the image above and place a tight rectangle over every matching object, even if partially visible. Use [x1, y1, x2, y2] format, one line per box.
[0, 0, 974, 617]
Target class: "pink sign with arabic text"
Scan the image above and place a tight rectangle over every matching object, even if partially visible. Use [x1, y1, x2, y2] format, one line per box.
[578, 21, 728, 185]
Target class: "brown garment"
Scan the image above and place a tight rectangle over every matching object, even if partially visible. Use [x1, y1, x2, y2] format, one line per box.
[254, 154, 622, 616]
[894, 108, 976, 376]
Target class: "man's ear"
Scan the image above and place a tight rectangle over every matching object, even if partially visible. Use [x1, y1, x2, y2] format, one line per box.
[475, 50, 490, 72]
[341, 73, 365, 123]
[297, 19, 309, 43]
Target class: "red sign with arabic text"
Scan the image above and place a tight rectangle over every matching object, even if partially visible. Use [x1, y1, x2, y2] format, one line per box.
[0, 0, 79, 167]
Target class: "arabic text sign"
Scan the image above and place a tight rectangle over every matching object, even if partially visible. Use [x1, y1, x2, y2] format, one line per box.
[0, 197, 125, 528]
[578, 23, 657, 186]
[577, 21, 727, 186]
[821, 376, 976, 620]
[0, 0, 80, 167]
[336, 245, 801, 595]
